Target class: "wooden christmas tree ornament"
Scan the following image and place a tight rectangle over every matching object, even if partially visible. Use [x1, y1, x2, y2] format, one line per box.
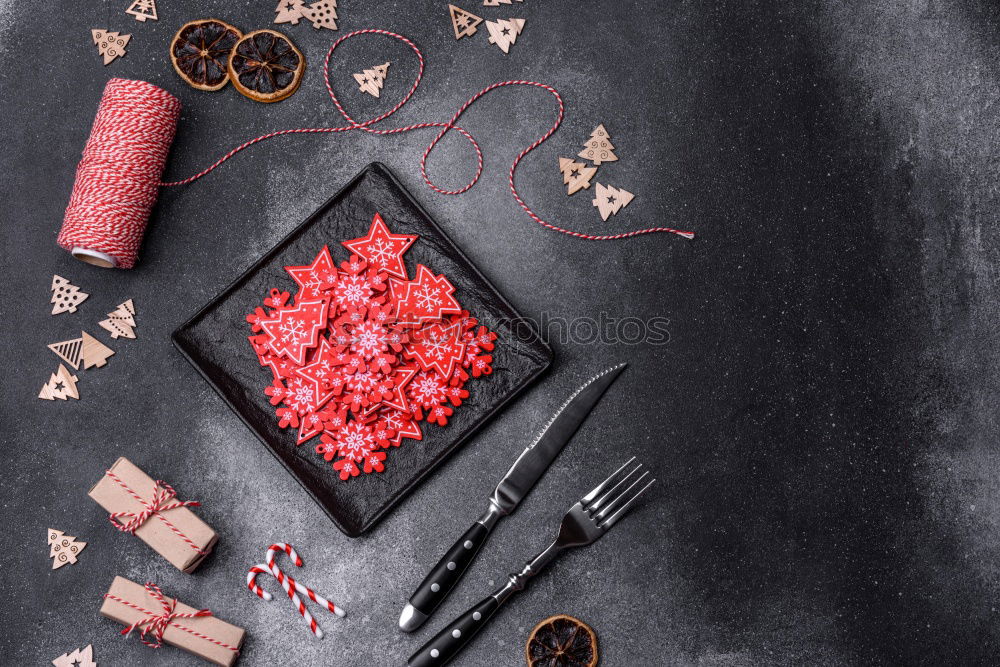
[274, 0, 307, 24]
[579, 123, 618, 165]
[354, 62, 390, 97]
[99, 298, 137, 339]
[52, 644, 96, 667]
[82, 331, 115, 368]
[125, 0, 157, 22]
[50, 275, 89, 315]
[303, 0, 338, 30]
[449, 4, 484, 40]
[47, 528, 86, 569]
[48, 335, 85, 369]
[38, 365, 80, 401]
[559, 157, 597, 195]
[485, 18, 525, 54]
[592, 183, 635, 221]
[91, 29, 131, 66]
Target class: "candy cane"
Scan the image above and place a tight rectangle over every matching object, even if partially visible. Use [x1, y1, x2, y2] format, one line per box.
[265, 545, 345, 618]
[247, 562, 346, 617]
[245, 543, 345, 639]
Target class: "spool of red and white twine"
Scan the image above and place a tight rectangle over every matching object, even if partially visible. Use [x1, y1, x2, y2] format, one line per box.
[57, 30, 693, 270]
[58, 78, 180, 269]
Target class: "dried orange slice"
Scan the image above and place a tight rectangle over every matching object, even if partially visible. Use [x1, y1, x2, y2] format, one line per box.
[170, 19, 242, 91]
[526, 614, 598, 667]
[228, 29, 305, 104]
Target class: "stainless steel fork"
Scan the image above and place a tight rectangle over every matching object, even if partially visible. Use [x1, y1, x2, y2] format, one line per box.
[407, 458, 654, 666]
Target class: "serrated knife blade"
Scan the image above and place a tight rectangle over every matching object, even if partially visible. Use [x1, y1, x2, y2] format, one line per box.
[490, 362, 628, 513]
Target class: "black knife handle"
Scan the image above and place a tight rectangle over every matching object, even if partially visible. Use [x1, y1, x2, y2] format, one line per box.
[409, 521, 490, 618]
[408, 594, 500, 667]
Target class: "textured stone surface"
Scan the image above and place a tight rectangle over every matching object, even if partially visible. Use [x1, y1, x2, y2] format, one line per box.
[2, 0, 1000, 665]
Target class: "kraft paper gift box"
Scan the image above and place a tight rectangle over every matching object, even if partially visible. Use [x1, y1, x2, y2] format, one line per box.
[89, 456, 217, 572]
[100, 575, 244, 666]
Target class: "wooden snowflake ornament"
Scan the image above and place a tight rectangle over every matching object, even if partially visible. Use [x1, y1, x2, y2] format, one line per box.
[91, 29, 130, 66]
[559, 157, 597, 195]
[38, 365, 80, 400]
[354, 62, 390, 97]
[592, 183, 635, 221]
[98, 299, 137, 339]
[275, 0, 307, 24]
[47, 529, 86, 568]
[303, 0, 338, 30]
[485, 18, 525, 54]
[50, 275, 88, 314]
[579, 123, 618, 165]
[449, 4, 484, 40]
[125, 0, 157, 22]
[52, 644, 96, 667]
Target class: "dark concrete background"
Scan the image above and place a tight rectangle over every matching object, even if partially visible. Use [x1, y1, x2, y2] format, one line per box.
[2, 0, 999, 665]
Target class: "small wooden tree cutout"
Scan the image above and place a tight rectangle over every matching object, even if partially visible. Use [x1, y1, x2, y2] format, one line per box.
[91, 29, 131, 66]
[275, 0, 307, 24]
[81, 331, 115, 368]
[39, 365, 80, 401]
[559, 157, 597, 195]
[48, 529, 86, 569]
[592, 183, 635, 221]
[125, 0, 157, 22]
[303, 0, 338, 30]
[52, 644, 96, 667]
[449, 4, 484, 40]
[485, 18, 525, 54]
[48, 335, 85, 369]
[354, 62, 390, 97]
[483, 0, 523, 5]
[50, 275, 89, 315]
[578, 123, 618, 165]
[99, 299, 137, 339]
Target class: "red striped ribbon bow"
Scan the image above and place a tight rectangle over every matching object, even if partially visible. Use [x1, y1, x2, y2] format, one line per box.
[107, 582, 219, 650]
[105, 469, 207, 554]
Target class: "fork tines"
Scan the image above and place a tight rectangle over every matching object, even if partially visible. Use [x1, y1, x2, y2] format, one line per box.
[582, 457, 654, 530]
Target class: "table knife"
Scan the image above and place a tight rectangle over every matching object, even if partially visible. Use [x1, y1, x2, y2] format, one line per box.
[398, 362, 627, 632]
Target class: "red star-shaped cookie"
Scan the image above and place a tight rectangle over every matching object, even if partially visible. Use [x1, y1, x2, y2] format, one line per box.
[341, 213, 417, 280]
[395, 265, 462, 325]
[259, 298, 329, 365]
[285, 246, 338, 300]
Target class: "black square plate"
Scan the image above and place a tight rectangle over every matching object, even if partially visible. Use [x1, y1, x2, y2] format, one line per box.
[173, 163, 552, 537]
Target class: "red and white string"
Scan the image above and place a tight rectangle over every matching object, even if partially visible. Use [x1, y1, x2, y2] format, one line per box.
[164, 29, 694, 242]
[59, 30, 693, 269]
[104, 581, 239, 653]
[246, 543, 344, 638]
[103, 468, 208, 555]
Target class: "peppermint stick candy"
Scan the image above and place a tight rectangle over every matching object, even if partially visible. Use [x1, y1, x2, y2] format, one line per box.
[245, 543, 345, 639]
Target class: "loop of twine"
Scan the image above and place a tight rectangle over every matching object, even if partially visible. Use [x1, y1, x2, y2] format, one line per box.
[163, 29, 695, 242]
